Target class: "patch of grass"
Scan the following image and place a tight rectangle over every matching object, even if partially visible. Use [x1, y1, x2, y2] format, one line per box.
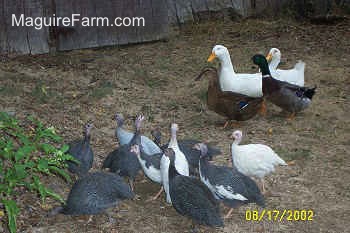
[88, 80, 114, 100]
[275, 147, 311, 161]
[0, 83, 21, 97]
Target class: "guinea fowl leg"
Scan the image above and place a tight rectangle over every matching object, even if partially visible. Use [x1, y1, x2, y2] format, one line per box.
[224, 208, 234, 219]
[147, 186, 164, 202]
[287, 112, 295, 121]
[259, 99, 267, 116]
[260, 178, 266, 193]
[129, 179, 134, 191]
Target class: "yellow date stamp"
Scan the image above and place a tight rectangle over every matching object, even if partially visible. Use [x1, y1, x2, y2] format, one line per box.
[245, 209, 314, 222]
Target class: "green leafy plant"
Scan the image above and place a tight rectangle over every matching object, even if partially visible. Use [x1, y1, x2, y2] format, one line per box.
[0, 112, 77, 233]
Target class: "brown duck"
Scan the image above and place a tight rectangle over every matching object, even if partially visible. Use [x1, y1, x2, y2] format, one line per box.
[195, 67, 263, 127]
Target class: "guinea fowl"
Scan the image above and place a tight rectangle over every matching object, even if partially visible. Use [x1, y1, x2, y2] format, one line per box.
[231, 130, 287, 193]
[160, 123, 189, 203]
[252, 54, 316, 120]
[130, 144, 164, 201]
[103, 115, 144, 190]
[195, 143, 265, 219]
[49, 172, 134, 219]
[67, 123, 94, 176]
[151, 128, 221, 172]
[163, 148, 224, 228]
[114, 113, 162, 155]
[195, 66, 264, 127]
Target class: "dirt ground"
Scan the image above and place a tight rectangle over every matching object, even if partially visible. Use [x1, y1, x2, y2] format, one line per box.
[0, 17, 349, 233]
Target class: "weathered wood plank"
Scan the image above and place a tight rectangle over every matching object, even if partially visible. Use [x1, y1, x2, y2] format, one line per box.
[0, 0, 49, 54]
[56, 0, 168, 51]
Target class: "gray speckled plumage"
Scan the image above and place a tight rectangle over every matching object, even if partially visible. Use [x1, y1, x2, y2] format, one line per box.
[61, 172, 134, 215]
[165, 149, 223, 227]
[103, 116, 143, 183]
[67, 123, 94, 176]
[199, 156, 265, 208]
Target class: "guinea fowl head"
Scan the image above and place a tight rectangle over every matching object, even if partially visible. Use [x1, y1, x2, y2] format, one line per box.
[231, 130, 243, 145]
[84, 123, 93, 137]
[115, 113, 124, 126]
[130, 144, 140, 156]
[135, 115, 144, 131]
[208, 45, 230, 62]
[193, 143, 208, 159]
[266, 48, 281, 62]
[151, 128, 162, 146]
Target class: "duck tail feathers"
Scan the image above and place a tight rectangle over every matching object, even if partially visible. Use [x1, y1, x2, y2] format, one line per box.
[304, 86, 316, 100]
[294, 60, 305, 71]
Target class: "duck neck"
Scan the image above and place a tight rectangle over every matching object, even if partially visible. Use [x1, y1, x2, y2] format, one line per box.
[269, 56, 280, 71]
[259, 62, 271, 78]
[219, 54, 235, 74]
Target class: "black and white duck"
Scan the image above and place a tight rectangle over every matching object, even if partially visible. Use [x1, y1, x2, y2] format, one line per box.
[67, 123, 94, 176]
[195, 143, 265, 218]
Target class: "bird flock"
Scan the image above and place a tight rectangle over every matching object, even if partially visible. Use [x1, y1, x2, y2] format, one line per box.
[49, 45, 316, 230]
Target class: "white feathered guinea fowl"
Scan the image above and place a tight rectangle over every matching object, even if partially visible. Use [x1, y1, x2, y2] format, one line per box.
[130, 144, 164, 201]
[114, 113, 162, 155]
[231, 130, 287, 193]
[160, 123, 189, 204]
[266, 48, 305, 86]
[195, 143, 265, 219]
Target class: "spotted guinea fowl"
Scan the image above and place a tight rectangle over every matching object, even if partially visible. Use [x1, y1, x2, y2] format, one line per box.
[114, 113, 162, 155]
[130, 144, 164, 200]
[252, 54, 316, 120]
[67, 123, 94, 176]
[195, 66, 264, 127]
[151, 128, 221, 172]
[163, 148, 223, 228]
[48, 172, 134, 218]
[103, 116, 143, 190]
[160, 123, 189, 203]
[195, 143, 265, 218]
[231, 130, 287, 193]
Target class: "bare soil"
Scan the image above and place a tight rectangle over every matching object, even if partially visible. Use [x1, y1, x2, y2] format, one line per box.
[0, 18, 349, 233]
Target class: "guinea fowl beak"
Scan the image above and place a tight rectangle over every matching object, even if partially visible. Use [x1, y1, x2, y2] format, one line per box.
[207, 52, 216, 62]
[266, 53, 272, 62]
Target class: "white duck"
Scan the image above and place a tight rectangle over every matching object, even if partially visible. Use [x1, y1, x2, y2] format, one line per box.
[207, 45, 263, 98]
[266, 48, 305, 86]
[160, 123, 189, 203]
[231, 130, 287, 192]
[114, 113, 162, 155]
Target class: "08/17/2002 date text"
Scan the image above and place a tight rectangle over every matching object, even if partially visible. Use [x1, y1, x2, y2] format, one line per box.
[245, 209, 314, 222]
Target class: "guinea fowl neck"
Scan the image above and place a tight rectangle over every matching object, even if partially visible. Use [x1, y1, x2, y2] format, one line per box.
[169, 129, 178, 148]
[168, 163, 180, 180]
[83, 129, 91, 143]
[129, 123, 141, 146]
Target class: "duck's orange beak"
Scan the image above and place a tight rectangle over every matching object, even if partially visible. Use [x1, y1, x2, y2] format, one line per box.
[207, 52, 216, 62]
[266, 53, 272, 62]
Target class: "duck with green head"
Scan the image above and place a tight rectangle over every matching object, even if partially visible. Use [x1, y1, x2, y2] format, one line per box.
[252, 54, 316, 119]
